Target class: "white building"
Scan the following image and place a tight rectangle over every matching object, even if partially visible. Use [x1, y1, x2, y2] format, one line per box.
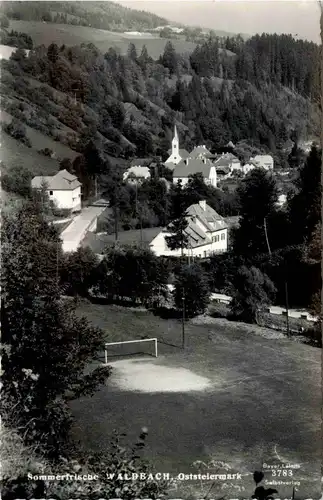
[123, 165, 151, 184]
[164, 125, 190, 169]
[241, 162, 257, 175]
[173, 157, 217, 187]
[214, 152, 241, 173]
[149, 200, 228, 258]
[250, 155, 274, 170]
[31, 169, 81, 212]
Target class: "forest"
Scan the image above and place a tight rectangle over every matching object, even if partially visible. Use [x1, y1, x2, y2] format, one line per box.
[1, 1, 169, 31]
[0, 29, 320, 166]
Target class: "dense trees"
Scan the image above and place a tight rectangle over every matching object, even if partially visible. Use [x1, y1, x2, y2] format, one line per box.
[96, 245, 169, 306]
[1, 199, 110, 456]
[173, 263, 211, 317]
[230, 266, 276, 323]
[2, 1, 168, 31]
[2, 27, 319, 161]
[232, 168, 278, 256]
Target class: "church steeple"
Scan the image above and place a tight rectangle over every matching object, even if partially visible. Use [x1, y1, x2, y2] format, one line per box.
[172, 125, 179, 156]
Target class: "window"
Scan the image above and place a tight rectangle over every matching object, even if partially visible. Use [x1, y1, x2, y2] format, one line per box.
[49, 190, 53, 195]
[221, 233, 226, 240]
[204, 251, 207, 258]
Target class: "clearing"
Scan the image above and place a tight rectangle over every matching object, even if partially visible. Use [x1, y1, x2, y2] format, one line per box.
[71, 302, 321, 498]
[9, 21, 197, 59]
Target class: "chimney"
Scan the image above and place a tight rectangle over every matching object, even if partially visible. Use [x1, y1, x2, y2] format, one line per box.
[202, 157, 206, 164]
[199, 200, 206, 211]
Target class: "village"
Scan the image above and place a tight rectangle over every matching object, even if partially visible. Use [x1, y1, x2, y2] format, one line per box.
[30, 126, 280, 258]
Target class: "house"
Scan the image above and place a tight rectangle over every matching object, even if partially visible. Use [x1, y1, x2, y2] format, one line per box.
[241, 162, 257, 175]
[149, 200, 228, 258]
[189, 145, 213, 159]
[164, 125, 190, 168]
[250, 155, 274, 170]
[31, 169, 81, 212]
[173, 158, 217, 187]
[123, 165, 151, 184]
[214, 153, 241, 173]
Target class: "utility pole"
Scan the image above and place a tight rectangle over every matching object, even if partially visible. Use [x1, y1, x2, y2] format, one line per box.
[285, 280, 290, 337]
[264, 217, 271, 256]
[114, 205, 119, 241]
[182, 290, 186, 349]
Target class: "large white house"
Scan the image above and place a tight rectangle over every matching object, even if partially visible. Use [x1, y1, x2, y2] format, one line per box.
[164, 125, 190, 169]
[31, 169, 81, 212]
[173, 157, 217, 187]
[149, 200, 228, 258]
[250, 155, 274, 170]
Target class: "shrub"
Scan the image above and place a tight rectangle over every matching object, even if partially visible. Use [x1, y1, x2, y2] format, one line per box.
[2, 119, 32, 147]
[1, 165, 32, 197]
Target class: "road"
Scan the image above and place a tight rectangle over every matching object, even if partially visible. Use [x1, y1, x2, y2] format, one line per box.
[60, 206, 106, 253]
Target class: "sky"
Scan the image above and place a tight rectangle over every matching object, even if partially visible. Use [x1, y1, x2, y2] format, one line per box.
[118, 0, 321, 43]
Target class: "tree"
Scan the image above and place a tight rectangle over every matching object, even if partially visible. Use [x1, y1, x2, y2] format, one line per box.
[1, 200, 110, 456]
[161, 41, 177, 74]
[97, 245, 169, 306]
[287, 145, 322, 245]
[232, 168, 278, 256]
[1, 164, 32, 197]
[47, 43, 59, 63]
[165, 214, 189, 256]
[127, 42, 138, 61]
[173, 263, 211, 317]
[0, 15, 10, 28]
[60, 247, 102, 296]
[230, 266, 276, 323]
[287, 142, 305, 169]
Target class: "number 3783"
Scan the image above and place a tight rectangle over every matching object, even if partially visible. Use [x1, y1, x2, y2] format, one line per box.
[272, 470, 293, 477]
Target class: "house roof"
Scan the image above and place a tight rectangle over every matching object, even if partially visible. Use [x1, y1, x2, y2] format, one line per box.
[187, 202, 228, 231]
[31, 169, 81, 191]
[124, 166, 151, 178]
[130, 158, 152, 167]
[189, 145, 212, 158]
[251, 155, 274, 163]
[164, 161, 176, 170]
[167, 148, 190, 159]
[173, 158, 214, 178]
[82, 227, 163, 254]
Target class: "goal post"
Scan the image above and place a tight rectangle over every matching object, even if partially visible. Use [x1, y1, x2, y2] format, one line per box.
[104, 338, 158, 364]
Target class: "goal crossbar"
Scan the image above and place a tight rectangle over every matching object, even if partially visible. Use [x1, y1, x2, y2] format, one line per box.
[104, 338, 158, 363]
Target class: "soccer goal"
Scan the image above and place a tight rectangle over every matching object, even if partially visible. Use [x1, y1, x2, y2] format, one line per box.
[104, 338, 158, 364]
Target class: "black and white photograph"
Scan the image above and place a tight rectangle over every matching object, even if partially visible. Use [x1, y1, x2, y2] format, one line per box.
[0, 0, 322, 499]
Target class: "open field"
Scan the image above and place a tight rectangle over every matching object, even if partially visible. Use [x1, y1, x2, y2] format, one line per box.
[10, 21, 197, 58]
[1, 130, 59, 175]
[0, 110, 78, 161]
[71, 302, 321, 498]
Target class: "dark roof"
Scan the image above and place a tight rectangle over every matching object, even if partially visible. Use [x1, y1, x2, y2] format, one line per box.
[167, 149, 190, 159]
[189, 145, 212, 158]
[173, 158, 214, 178]
[130, 158, 152, 167]
[82, 227, 163, 254]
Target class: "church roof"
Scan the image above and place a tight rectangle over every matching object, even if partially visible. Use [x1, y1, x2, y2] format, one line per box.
[167, 148, 190, 158]
[173, 158, 214, 178]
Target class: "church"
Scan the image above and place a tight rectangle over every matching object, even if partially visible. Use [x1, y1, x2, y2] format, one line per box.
[165, 126, 218, 188]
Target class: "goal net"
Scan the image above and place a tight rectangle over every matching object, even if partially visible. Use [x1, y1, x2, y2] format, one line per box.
[104, 338, 158, 363]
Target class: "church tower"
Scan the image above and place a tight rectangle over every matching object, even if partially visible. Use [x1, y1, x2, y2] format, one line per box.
[171, 125, 179, 157]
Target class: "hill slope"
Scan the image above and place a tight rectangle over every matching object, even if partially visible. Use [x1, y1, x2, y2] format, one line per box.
[1, 1, 170, 31]
[6, 20, 197, 58]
